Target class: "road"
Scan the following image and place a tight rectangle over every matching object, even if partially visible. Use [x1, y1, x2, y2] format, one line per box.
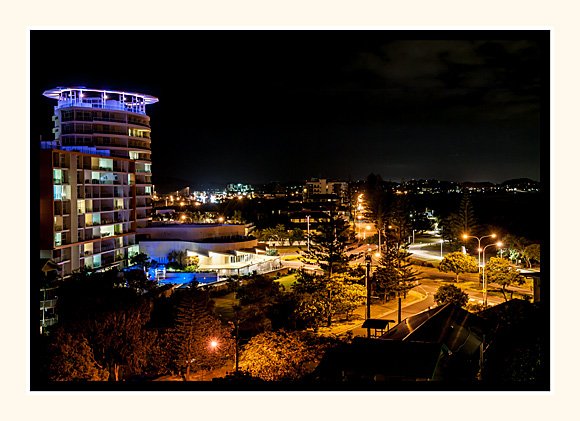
[279, 234, 528, 337]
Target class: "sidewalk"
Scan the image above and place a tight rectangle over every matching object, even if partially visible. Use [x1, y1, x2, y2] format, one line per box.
[313, 288, 429, 337]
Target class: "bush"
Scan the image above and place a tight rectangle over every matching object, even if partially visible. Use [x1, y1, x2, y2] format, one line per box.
[465, 302, 485, 313]
[434, 284, 469, 308]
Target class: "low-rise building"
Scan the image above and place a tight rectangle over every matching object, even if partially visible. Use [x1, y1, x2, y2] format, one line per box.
[137, 223, 281, 278]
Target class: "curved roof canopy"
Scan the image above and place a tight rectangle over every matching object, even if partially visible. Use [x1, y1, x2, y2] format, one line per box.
[43, 86, 159, 104]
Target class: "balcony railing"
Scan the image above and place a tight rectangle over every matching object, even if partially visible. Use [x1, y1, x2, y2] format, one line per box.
[56, 99, 147, 115]
[40, 299, 57, 309]
[40, 316, 59, 327]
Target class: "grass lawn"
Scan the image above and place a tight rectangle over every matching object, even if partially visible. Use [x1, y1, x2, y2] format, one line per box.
[213, 292, 238, 321]
[275, 273, 298, 290]
[213, 274, 299, 320]
[440, 280, 531, 301]
[276, 246, 303, 253]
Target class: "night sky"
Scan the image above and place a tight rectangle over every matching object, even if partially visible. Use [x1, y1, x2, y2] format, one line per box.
[31, 30, 548, 190]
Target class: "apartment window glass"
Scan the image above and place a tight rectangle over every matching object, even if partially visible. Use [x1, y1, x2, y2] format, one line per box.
[53, 185, 63, 200]
[53, 169, 63, 184]
[54, 233, 62, 247]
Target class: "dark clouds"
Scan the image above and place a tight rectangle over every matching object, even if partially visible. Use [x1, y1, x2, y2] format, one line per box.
[31, 30, 547, 187]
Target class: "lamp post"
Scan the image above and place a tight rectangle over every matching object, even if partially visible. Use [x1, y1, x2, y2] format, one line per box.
[440, 239, 444, 258]
[365, 254, 372, 338]
[306, 214, 310, 252]
[482, 241, 502, 308]
[463, 233, 496, 273]
[377, 222, 382, 255]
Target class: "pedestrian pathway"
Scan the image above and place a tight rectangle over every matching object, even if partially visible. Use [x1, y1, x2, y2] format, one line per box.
[314, 288, 429, 337]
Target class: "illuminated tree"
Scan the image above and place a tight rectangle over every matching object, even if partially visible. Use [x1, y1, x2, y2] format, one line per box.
[484, 257, 526, 301]
[238, 331, 313, 381]
[373, 229, 418, 302]
[56, 270, 157, 381]
[44, 328, 109, 381]
[300, 213, 358, 278]
[522, 244, 540, 268]
[170, 289, 233, 380]
[293, 272, 365, 327]
[438, 251, 478, 281]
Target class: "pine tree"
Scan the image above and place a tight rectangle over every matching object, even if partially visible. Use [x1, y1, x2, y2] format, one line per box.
[300, 213, 358, 278]
[171, 289, 233, 380]
[456, 192, 477, 237]
[365, 173, 390, 241]
[373, 228, 418, 302]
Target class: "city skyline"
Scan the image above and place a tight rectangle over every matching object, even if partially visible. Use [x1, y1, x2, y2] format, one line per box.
[31, 30, 548, 187]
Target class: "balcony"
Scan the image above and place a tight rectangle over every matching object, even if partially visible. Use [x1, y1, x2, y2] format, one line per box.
[40, 316, 59, 327]
[40, 299, 57, 309]
[93, 116, 126, 124]
[55, 98, 148, 115]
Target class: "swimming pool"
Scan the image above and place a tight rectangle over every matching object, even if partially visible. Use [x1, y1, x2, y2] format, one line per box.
[148, 266, 218, 285]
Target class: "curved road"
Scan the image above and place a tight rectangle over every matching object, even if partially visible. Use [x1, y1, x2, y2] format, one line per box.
[280, 234, 531, 337]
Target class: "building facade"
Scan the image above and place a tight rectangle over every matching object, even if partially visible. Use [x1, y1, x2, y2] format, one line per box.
[306, 178, 348, 201]
[136, 224, 281, 278]
[40, 86, 158, 277]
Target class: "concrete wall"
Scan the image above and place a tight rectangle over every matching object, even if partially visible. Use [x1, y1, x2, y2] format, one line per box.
[137, 224, 246, 241]
[139, 240, 192, 262]
[191, 239, 258, 253]
[139, 238, 258, 264]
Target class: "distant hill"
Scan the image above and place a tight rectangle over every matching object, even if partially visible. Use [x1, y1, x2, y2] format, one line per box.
[500, 178, 540, 189]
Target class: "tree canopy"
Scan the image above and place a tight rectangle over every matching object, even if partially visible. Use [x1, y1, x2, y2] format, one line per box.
[484, 257, 526, 301]
[434, 284, 469, 308]
[438, 251, 478, 281]
[292, 272, 365, 328]
[300, 213, 359, 278]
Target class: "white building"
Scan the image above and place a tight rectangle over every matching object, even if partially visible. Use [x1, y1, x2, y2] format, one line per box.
[137, 224, 281, 278]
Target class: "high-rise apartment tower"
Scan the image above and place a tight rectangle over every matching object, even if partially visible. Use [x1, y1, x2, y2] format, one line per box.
[40, 86, 158, 277]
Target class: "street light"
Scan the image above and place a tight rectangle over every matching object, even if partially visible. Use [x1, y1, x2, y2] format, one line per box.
[377, 221, 382, 255]
[306, 214, 311, 252]
[440, 239, 444, 258]
[463, 233, 496, 273]
[365, 254, 372, 338]
[482, 241, 502, 308]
